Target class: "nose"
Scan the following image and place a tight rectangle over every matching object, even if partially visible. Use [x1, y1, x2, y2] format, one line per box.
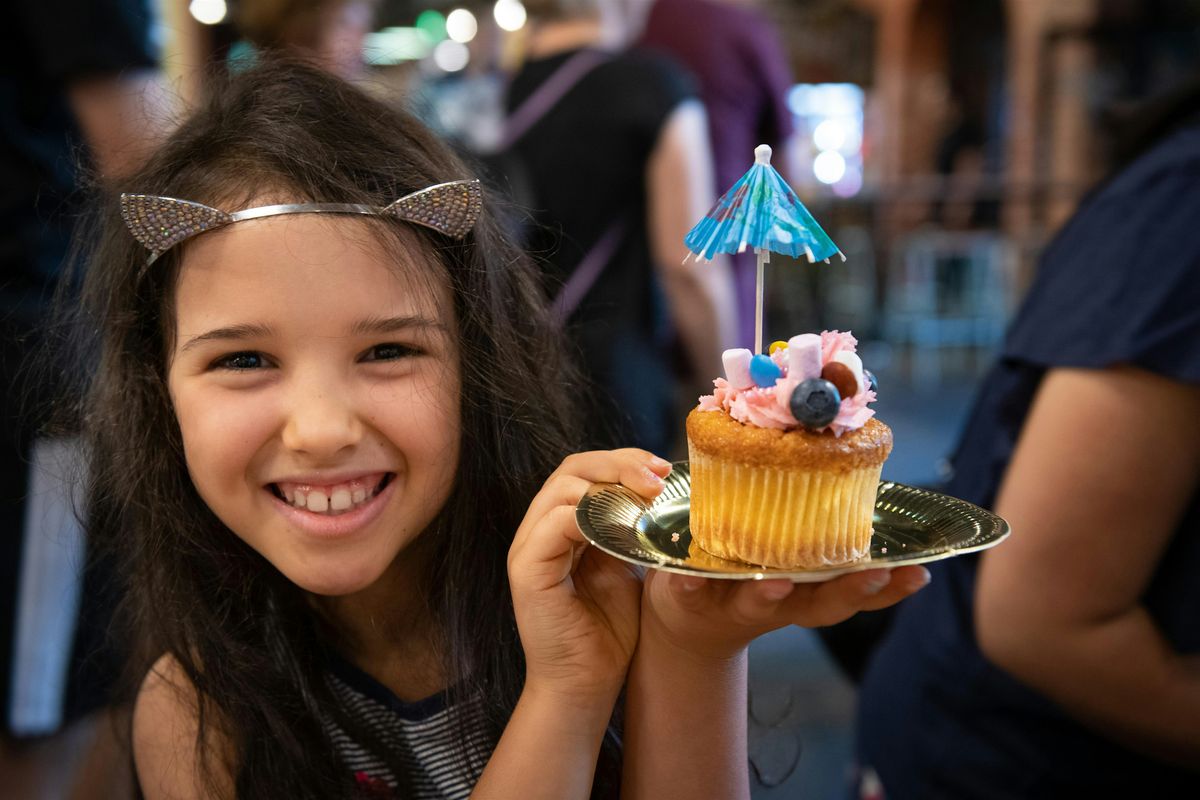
[280, 373, 364, 458]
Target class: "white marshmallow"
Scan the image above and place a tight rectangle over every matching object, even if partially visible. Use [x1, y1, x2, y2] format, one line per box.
[722, 348, 754, 389]
[787, 334, 823, 381]
[832, 351, 864, 396]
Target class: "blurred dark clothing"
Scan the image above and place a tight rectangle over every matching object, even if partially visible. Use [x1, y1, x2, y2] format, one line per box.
[638, 0, 795, 350]
[1, 0, 156, 735]
[856, 122, 1200, 797]
[1, 0, 157, 324]
[506, 48, 695, 455]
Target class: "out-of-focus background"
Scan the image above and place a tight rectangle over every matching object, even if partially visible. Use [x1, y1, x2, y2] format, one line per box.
[4, 0, 1200, 797]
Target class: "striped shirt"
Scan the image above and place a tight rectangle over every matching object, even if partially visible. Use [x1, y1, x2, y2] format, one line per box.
[324, 659, 493, 799]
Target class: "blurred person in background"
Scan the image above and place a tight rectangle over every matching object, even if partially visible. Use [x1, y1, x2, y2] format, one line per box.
[234, 0, 379, 80]
[635, 0, 798, 352]
[493, 0, 737, 457]
[852, 76, 1200, 798]
[1, 0, 168, 796]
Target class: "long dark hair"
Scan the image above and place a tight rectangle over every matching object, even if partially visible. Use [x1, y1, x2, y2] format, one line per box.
[61, 59, 619, 798]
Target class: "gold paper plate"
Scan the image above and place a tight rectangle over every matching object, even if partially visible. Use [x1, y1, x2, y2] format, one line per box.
[575, 462, 1009, 582]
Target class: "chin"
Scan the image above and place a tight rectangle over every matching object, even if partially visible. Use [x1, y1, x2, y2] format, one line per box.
[285, 560, 388, 597]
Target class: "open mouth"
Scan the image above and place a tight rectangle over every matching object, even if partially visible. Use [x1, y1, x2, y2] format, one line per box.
[269, 473, 393, 516]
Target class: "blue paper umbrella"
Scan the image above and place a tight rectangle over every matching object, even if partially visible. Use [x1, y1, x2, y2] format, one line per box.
[685, 144, 844, 353]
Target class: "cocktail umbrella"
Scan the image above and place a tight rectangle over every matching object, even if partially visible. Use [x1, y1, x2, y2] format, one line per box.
[685, 144, 844, 354]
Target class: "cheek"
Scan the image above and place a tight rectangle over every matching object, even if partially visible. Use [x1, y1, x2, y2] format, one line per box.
[173, 391, 275, 490]
[367, 368, 461, 480]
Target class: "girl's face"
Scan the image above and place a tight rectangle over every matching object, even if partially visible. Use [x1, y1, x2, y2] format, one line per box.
[167, 214, 461, 597]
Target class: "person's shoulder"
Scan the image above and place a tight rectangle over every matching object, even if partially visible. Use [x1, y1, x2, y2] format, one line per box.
[1103, 124, 1200, 200]
[599, 49, 696, 100]
[134, 653, 233, 799]
[601, 48, 686, 81]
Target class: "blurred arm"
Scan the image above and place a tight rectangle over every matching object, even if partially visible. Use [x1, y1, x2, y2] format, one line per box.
[976, 366, 1200, 765]
[646, 100, 738, 379]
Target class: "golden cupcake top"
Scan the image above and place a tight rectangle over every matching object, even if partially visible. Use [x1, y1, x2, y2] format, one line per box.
[687, 408, 892, 471]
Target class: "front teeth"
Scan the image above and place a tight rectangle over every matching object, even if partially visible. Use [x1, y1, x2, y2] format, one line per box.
[278, 478, 381, 516]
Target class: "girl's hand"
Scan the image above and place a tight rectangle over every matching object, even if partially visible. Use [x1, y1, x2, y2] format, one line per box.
[508, 449, 672, 703]
[641, 565, 931, 663]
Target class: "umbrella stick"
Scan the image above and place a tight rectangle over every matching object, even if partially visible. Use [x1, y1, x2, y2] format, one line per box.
[754, 247, 767, 354]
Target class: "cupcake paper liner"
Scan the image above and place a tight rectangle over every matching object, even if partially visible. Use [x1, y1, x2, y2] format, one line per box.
[688, 448, 880, 568]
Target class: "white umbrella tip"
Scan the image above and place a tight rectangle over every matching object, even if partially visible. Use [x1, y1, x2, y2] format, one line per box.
[754, 144, 772, 165]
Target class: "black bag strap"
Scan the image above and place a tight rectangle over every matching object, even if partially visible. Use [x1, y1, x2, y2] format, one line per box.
[498, 49, 611, 150]
[550, 218, 628, 325]
[497, 50, 629, 326]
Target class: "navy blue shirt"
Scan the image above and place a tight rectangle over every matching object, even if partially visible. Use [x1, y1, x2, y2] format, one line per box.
[856, 123, 1200, 797]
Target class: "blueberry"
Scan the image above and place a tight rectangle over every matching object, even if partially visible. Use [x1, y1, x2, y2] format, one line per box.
[749, 353, 782, 388]
[863, 369, 878, 395]
[789, 378, 842, 428]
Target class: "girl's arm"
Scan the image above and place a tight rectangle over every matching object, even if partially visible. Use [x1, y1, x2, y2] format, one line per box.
[975, 366, 1200, 765]
[133, 654, 234, 800]
[474, 450, 670, 799]
[647, 99, 739, 376]
[622, 567, 930, 798]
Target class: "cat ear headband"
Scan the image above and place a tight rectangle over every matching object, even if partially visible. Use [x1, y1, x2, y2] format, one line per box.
[120, 179, 482, 264]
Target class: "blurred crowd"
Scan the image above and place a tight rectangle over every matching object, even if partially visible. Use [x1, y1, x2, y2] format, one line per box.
[2, 0, 1198, 797]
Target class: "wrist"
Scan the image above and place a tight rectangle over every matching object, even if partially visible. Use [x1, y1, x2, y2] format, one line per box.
[520, 673, 622, 729]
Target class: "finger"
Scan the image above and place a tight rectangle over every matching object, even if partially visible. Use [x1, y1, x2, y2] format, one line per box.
[779, 568, 897, 628]
[550, 449, 671, 498]
[658, 570, 717, 614]
[721, 579, 798, 628]
[509, 504, 589, 589]
[515, 450, 671, 549]
[857, 566, 931, 612]
[512, 473, 592, 550]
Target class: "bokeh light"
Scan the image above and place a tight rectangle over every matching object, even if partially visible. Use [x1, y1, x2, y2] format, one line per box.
[433, 40, 470, 72]
[446, 9, 478, 43]
[813, 151, 847, 185]
[189, 0, 227, 25]
[813, 119, 848, 152]
[415, 10, 447, 42]
[493, 0, 527, 32]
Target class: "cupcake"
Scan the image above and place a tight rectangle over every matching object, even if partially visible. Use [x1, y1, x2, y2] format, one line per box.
[686, 331, 891, 568]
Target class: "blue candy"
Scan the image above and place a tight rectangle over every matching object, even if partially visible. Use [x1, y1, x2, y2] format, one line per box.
[749, 354, 782, 387]
[863, 368, 879, 395]
[789, 378, 842, 428]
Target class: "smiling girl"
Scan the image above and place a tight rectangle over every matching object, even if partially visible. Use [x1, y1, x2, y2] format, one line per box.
[64, 60, 928, 799]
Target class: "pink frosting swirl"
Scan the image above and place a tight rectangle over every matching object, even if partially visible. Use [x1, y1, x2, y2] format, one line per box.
[697, 330, 876, 437]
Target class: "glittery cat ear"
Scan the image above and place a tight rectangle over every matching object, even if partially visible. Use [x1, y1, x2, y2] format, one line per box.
[382, 179, 482, 239]
[120, 194, 232, 262]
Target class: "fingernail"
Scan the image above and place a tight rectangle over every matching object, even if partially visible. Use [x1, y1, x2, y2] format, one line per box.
[677, 575, 705, 592]
[647, 456, 672, 475]
[641, 466, 665, 484]
[908, 568, 932, 589]
[863, 571, 892, 594]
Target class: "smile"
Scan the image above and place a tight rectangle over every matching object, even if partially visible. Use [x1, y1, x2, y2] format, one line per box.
[270, 473, 394, 516]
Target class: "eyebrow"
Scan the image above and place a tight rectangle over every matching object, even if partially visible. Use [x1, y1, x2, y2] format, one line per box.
[178, 315, 443, 354]
[350, 314, 444, 337]
[178, 323, 274, 354]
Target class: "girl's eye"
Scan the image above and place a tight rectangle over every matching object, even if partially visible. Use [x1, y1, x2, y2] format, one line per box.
[212, 351, 268, 371]
[362, 343, 420, 362]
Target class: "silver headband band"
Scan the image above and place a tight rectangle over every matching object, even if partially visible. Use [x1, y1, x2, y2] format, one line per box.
[121, 179, 483, 264]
